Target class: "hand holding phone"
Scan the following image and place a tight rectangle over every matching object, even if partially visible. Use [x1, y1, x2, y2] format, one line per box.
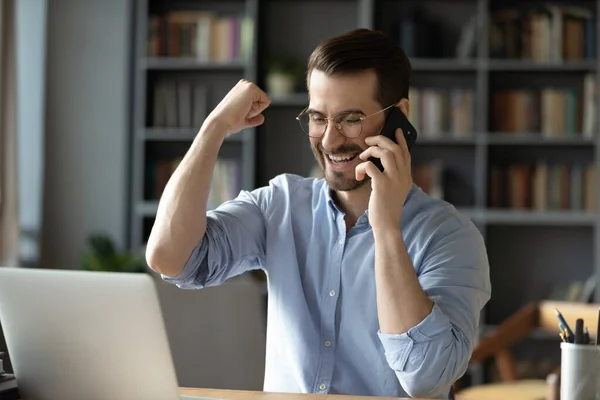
[368, 106, 417, 172]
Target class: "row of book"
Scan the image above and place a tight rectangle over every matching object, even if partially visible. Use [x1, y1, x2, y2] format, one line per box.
[145, 158, 595, 213]
[412, 160, 474, 207]
[408, 88, 475, 137]
[490, 74, 596, 137]
[153, 79, 208, 128]
[489, 162, 596, 211]
[147, 11, 254, 62]
[146, 158, 242, 210]
[412, 160, 444, 200]
[490, 5, 596, 61]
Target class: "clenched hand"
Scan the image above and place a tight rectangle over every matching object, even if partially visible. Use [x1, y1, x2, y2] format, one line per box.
[207, 79, 272, 135]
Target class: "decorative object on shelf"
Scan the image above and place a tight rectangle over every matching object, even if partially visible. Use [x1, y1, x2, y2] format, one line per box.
[80, 234, 147, 273]
[456, 14, 478, 59]
[265, 56, 304, 96]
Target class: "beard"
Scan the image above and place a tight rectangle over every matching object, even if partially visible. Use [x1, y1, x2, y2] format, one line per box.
[311, 143, 371, 191]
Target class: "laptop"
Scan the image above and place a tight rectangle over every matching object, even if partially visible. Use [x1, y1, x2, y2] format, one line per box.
[0, 267, 206, 400]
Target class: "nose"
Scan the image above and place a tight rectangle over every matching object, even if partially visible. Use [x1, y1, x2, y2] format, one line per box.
[320, 120, 345, 151]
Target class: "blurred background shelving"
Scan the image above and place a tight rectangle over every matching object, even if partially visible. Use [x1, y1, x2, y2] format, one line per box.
[130, 0, 600, 389]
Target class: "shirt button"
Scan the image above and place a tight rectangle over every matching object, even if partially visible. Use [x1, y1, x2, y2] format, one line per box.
[338, 239, 343, 245]
[329, 290, 336, 297]
[319, 383, 327, 391]
[324, 340, 331, 347]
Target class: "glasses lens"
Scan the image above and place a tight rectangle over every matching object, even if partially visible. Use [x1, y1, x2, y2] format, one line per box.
[298, 112, 326, 137]
[338, 113, 363, 138]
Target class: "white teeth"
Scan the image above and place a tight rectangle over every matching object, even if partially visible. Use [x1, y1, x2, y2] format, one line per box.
[328, 154, 357, 162]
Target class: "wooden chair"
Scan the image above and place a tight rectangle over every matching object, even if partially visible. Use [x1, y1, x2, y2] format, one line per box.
[455, 300, 600, 400]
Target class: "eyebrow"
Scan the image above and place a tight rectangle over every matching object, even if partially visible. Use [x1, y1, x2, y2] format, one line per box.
[306, 108, 365, 116]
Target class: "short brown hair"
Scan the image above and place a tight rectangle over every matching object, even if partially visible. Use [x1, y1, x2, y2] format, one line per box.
[306, 28, 412, 109]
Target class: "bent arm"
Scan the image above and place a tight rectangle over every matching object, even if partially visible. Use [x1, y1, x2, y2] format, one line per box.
[161, 188, 268, 289]
[146, 118, 229, 277]
[377, 220, 491, 398]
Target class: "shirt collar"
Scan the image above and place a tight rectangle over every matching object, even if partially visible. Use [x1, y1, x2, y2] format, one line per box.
[322, 180, 418, 223]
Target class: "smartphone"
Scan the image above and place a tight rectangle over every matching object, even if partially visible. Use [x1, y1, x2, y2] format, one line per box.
[369, 106, 418, 172]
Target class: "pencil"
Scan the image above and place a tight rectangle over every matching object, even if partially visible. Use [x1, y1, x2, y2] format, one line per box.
[558, 325, 571, 343]
[555, 308, 575, 339]
[559, 331, 566, 343]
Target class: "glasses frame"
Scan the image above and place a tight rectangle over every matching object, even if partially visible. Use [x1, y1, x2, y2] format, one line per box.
[295, 103, 396, 138]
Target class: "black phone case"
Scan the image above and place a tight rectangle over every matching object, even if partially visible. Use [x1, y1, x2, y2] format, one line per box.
[369, 107, 417, 172]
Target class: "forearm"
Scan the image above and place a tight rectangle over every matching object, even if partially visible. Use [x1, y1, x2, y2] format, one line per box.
[373, 225, 433, 334]
[146, 117, 229, 277]
[373, 216, 490, 398]
[378, 311, 471, 398]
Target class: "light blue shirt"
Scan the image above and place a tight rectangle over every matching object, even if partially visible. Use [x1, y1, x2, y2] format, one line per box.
[163, 173, 491, 399]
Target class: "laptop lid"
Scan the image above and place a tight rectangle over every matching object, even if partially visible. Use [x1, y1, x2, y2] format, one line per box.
[0, 267, 180, 400]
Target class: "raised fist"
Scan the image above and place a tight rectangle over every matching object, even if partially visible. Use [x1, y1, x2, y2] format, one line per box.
[207, 79, 271, 134]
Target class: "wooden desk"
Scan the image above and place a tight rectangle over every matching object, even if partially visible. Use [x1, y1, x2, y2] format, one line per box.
[180, 387, 433, 399]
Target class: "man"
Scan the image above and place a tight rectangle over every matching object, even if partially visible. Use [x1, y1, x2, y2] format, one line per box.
[146, 28, 491, 399]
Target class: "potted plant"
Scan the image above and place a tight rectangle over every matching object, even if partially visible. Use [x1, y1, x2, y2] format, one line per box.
[80, 234, 147, 273]
[265, 57, 303, 96]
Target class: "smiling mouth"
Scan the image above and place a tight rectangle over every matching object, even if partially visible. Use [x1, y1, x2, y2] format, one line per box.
[326, 153, 359, 164]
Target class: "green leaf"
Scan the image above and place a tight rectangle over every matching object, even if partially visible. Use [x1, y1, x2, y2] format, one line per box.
[80, 233, 147, 274]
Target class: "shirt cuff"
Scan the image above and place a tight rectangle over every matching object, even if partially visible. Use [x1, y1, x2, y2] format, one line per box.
[377, 302, 452, 372]
[161, 237, 210, 289]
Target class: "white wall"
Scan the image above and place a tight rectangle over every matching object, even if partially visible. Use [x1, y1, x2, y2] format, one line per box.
[16, 0, 47, 266]
[41, 0, 131, 268]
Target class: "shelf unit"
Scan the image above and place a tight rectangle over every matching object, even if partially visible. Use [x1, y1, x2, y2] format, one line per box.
[129, 0, 600, 386]
[130, 0, 259, 249]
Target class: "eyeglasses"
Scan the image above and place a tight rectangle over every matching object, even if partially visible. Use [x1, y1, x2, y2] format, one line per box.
[295, 103, 396, 138]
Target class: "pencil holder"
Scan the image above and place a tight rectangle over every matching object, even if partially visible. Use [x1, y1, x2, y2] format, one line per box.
[560, 342, 600, 400]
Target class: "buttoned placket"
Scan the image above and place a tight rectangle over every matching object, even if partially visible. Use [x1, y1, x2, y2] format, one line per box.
[313, 210, 345, 394]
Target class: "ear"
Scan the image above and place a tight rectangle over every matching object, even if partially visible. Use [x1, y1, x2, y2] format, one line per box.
[396, 98, 410, 118]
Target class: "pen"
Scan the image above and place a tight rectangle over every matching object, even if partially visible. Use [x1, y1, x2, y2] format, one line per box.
[555, 308, 575, 340]
[584, 327, 590, 345]
[575, 318, 584, 344]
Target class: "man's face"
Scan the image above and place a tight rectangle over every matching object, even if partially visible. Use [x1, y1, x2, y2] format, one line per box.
[306, 69, 387, 191]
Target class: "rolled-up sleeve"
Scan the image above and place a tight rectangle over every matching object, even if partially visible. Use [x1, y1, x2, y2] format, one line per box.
[162, 186, 271, 289]
[378, 217, 491, 398]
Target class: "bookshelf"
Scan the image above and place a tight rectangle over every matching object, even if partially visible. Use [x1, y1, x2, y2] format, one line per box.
[130, 0, 259, 249]
[129, 0, 600, 386]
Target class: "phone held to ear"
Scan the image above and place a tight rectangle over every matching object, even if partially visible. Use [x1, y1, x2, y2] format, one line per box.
[369, 106, 418, 172]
